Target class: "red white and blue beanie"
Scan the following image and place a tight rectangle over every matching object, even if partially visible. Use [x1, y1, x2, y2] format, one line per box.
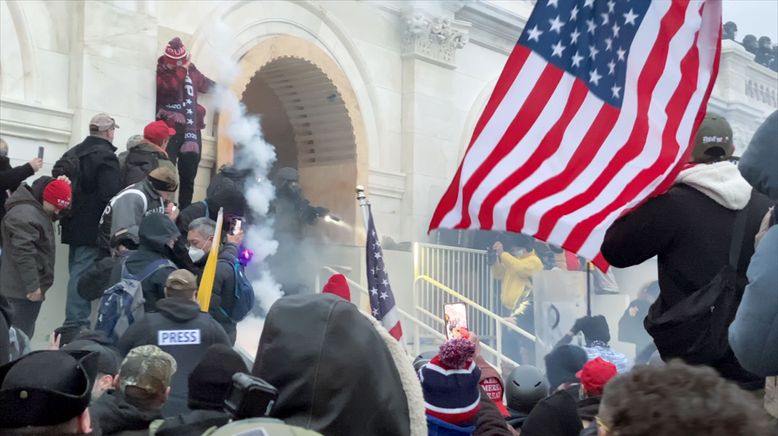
[419, 338, 482, 425]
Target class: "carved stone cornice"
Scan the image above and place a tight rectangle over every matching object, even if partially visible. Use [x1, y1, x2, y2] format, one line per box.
[401, 10, 470, 69]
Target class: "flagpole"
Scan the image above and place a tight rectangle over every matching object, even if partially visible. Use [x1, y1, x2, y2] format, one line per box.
[586, 262, 592, 317]
[356, 185, 370, 229]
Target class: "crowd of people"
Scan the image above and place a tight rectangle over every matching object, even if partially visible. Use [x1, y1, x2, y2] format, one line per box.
[0, 57, 776, 435]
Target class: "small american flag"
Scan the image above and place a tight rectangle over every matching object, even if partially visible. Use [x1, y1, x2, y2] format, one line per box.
[430, 0, 722, 269]
[366, 205, 403, 341]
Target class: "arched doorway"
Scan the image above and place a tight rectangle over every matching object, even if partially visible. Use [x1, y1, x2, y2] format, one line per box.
[218, 36, 369, 245]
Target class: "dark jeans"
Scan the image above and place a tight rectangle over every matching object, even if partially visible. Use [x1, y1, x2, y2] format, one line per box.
[167, 130, 201, 209]
[8, 297, 42, 339]
[64, 245, 98, 328]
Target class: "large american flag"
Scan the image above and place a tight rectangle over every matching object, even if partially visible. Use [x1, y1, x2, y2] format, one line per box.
[429, 0, 721, 269]
[366, 205, 403, 341]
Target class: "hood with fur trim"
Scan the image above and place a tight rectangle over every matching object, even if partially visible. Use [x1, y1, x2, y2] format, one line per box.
[675, 161, 752, 210]
[252, 293, 426, 436]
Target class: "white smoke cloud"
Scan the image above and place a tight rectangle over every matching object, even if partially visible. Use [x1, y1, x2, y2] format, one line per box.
[205, 21, 283, 317]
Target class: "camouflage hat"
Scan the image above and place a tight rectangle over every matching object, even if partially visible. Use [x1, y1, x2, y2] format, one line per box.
[691, 113, 734, 163]
[126, 134, 145, 149]
[89, 113, 119, 132]
[207, 418, 323, 436]
[165, 269, 198, 294]
[118, 345, 176, 395]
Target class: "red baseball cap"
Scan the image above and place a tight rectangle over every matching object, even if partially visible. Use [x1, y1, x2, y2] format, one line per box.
[144, 120, 176, 145]
[576, 357, 618, 396]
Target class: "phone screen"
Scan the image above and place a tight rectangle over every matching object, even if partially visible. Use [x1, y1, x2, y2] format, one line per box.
[231, 218, 243, 235]
[444, 302, 468, 340]
[37, 146, 44, 159]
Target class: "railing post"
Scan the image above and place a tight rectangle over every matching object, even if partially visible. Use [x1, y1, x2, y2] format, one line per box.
[495, 317, 503, 369]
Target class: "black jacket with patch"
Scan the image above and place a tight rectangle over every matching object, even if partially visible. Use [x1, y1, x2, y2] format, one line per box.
[116, 297, 230, 417]
[91, 389, 162, 436]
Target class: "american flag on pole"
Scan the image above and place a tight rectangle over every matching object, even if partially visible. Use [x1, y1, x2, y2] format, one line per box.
[366, 205, 403, 341]
[429, 0, 722, 269]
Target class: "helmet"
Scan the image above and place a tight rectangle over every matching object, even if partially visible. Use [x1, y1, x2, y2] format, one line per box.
[413, 350, 437, 373]
[506, 365, 549, 414]
[691, 113, 734, 163]
[276, 167, 299, 183]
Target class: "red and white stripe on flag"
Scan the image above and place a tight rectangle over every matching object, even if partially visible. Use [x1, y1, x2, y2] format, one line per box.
[429, 0, 722, 270]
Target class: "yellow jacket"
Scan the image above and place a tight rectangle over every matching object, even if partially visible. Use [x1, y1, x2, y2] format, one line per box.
[491, 251, 544, 315]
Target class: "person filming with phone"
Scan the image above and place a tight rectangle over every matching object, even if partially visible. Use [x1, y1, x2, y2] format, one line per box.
[186, 216, 246, 343]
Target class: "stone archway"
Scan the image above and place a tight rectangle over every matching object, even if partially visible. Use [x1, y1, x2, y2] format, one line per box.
[217, 35, 368, 244]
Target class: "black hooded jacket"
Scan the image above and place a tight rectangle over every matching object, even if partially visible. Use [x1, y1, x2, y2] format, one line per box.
[110, 213, 179, 311]
[91, 389, 162, 436]
[252, 293, 415, 436]
[117, 297, 230, 417]
[60, 135, 121, 246]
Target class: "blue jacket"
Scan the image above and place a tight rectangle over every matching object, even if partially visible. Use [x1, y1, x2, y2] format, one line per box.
[728, 110, 778, 377]
[427, 416, 475, 436]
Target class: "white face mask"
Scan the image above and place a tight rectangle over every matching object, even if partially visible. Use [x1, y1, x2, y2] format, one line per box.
[188, 247, 206, 263]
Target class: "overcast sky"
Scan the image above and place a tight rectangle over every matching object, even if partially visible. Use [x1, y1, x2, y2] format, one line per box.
[722, 0, 778, 42]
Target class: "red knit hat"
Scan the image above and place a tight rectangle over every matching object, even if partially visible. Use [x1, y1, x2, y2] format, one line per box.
[164, 37, 188, 60]
[322, 274, 350, 302]
[576, 357, 617, 396]
[43, 179, 72, 210]
[144, 120, 177, 146]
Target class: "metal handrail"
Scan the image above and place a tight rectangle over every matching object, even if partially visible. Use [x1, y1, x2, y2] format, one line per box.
[319, 266, 429, 352]
[415, 274, 537, 342]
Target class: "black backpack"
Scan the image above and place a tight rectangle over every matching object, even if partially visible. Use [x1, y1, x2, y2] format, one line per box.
[52, 147, 83, 194]
[644, 191, 757, 365]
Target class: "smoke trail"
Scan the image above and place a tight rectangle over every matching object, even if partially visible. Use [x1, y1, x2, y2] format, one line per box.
[206, 21, 283, 315]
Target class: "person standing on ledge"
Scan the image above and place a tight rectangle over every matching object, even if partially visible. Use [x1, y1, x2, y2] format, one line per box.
[155, 37, 214, 209]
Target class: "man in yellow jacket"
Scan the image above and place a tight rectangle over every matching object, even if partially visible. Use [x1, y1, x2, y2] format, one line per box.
[491, 238, 544, 364]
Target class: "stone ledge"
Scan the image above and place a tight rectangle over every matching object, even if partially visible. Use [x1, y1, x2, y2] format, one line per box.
[368, 168, 406, 200]
[0, 99, 73, 144]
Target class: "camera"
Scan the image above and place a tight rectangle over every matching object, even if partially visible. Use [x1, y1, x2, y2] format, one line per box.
[223, 373, 278, 420]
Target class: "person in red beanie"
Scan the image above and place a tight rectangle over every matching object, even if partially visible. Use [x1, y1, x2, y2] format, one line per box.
[321, 274, 351, 302]
[0, 176, 71, 338]
[119, 121, 177, 186]
[156, 37, 215, 209]
[576, 357, 617, 431]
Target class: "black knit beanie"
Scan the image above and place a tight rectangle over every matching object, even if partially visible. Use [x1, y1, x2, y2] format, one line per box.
[188, 344, 248, 410]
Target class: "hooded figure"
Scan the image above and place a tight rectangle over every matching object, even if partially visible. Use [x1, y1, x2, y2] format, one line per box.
[729, 110, 778, 379]
[544, 344, 588, 393]
[252, 293, 426, 436]
[111, 212, 179, 311]
[601, 113, 771, 389]
[520, 390, 582, 436]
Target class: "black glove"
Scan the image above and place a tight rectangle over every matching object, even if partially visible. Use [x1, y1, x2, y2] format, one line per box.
[571, 316, 590, 334]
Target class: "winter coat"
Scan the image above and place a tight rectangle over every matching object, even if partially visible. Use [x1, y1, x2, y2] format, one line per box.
[109, 213, 179, 311]
[427, 416, 475, 436]
[601, 161, 770, 386]
[520, 390, 582, 436]
[208, 242, 240, 339]
[117, 297, 231, 417]
[98, 178, 167, 254]
[60, 135, 121, 246]
[0, 156, 34, 227]
[156, 61, 213, 131]
[0, 178, 56, 299]
[491, 251, 543, 314]
[149, 409, 229, 436]
[618, 299, 653, 352]
[473, 388, 516, 436]
[119, 140, 175, 187]
[252, 293, 427, 436]
[602, 161, 769, 309]
[728, 110, 778, 378]
[92, 389, 163, 436]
